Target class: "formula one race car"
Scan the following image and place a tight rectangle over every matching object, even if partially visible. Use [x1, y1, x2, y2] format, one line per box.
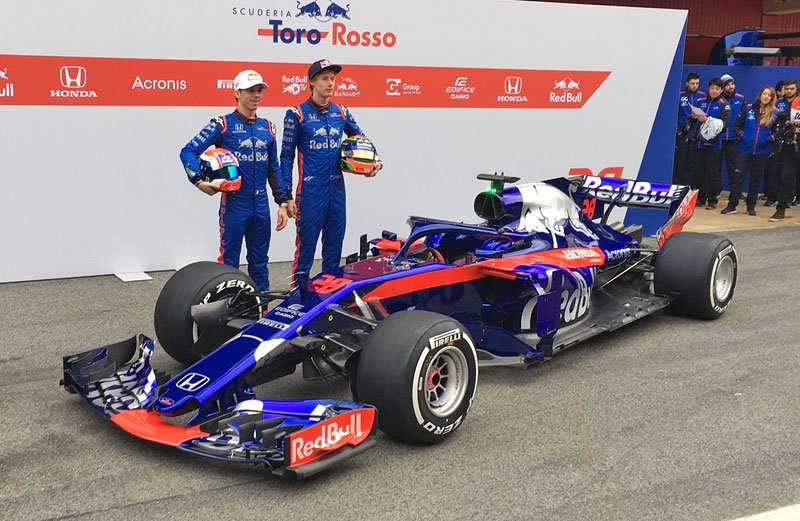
[61, 174, 737, 478]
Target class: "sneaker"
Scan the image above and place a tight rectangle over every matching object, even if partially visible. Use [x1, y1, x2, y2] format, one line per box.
[720, 206, 737, 215]
[768, 208, 786, 222]
[764, 200, 776, 207]
[793, 198, 800, 206]
[705, 203, 717, 210]
[747, 207, 757, 216]
[760, 194, 768, 201]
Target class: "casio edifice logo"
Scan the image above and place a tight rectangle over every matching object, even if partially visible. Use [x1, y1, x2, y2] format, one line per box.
[51, 66, 98, 98]
[446, 77, 474, 100]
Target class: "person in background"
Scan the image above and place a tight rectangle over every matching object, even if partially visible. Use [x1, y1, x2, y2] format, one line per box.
[675, 73, 704, 185]
[765, 80, 792, 206]
[688, 78, 730, 210]
[180, 69, 289, 291]
[719, 74, 746, 198]
[722, 86, 778, 216]
[770, 78, 800, 221]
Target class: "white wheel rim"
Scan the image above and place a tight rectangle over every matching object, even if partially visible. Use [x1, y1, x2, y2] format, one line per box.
[714, 256, 734, 302]
[424, 346, 469, 418]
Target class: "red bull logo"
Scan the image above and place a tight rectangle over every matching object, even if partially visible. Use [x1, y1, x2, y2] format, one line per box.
[289, 409, 375, 467]
[0, 67, 14, 98]
[550, 76, 582, 103]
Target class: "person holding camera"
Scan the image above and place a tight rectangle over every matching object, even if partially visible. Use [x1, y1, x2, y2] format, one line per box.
[762, 81, 789, 206]
[771, 78, 800, 221]
[721, 86, 778, 216]
[675, 73, 705, 185]
[688, 78, 730, 209]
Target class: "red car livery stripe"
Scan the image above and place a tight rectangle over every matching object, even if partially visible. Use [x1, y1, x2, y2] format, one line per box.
[288, 408, 376, 468]
[362, 247, 605, 301]
[110, 409, 206, 446]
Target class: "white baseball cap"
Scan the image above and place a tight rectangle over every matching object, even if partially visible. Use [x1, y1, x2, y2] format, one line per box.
[233, 70, 268, 90]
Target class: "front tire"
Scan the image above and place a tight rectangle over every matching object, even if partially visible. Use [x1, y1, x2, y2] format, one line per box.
[356, 310, 478, 444]
[154, 261, 261, 365]
[654, 232, 737, 319]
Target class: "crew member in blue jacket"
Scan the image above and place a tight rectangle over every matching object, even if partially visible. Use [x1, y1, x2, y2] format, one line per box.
[674, 72, 704, 185]
[764, 80, 790, 207]
[720, 74, 746, 192]
[280, 59, 382, 284]
[688, 78, 730, 209]
[722, 86, 778, 216]
[180, 69, 289, 290]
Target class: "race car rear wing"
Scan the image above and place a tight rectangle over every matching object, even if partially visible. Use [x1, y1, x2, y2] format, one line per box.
[556, 176, 698, 244]
[569, 176, 690, 211]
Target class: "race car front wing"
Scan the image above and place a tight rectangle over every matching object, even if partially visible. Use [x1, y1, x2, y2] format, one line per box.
[61, 335, 377, 479]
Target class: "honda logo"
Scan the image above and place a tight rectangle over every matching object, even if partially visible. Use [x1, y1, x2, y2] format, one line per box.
[60, 66, 86, 88]
[175, 372, 210, 392]
[504, 76, 522, 95]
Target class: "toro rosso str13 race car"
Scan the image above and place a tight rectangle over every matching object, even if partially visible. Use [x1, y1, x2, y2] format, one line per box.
[61, 174, 737, 478]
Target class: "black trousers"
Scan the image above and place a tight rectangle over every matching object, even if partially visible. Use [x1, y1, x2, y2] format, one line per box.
[778, 148, 800, 209]
[722, 140, 739, 190]
[764, 143, 781, 201]
[688, 146, 722, 204]
[729, 152, 769, 209]
[673, 134, 690, 185]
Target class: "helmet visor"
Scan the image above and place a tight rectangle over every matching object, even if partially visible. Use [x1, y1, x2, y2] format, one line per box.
[218, 165, 239, 180]
[343, 149, 376, 161]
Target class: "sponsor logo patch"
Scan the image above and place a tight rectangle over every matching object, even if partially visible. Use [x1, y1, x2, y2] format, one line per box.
[429, 328, 462, 349]
[289, 408, 375, 467]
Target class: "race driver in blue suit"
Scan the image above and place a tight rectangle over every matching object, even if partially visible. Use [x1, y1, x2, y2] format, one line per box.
[180, 69, 289, 291]
[280, 59, 382, 283]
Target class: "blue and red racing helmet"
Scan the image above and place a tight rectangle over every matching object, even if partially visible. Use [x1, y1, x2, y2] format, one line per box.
[340, 135, 378, 176]
[199, 148, 241, 192]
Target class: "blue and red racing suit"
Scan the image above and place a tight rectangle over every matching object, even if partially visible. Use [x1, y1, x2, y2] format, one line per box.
[280, 99, 368, 280]
[180, 110, 284, 290]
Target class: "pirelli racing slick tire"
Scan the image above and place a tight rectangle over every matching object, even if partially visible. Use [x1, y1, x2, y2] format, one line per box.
[154, 261, 261, 365]
[356, 310, 478, 445]
[654, 232, 737, 320]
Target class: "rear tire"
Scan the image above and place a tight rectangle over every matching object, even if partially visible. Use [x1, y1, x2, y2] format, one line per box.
[356, 310, 478, 444]
[154, 261, 260, 365]
[654, 232, 737, 319]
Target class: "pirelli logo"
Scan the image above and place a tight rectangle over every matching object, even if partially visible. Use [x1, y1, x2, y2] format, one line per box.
[429, 328, 461, 349]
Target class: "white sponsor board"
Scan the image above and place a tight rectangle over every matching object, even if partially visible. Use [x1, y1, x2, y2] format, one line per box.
[0, 0, 685, 282]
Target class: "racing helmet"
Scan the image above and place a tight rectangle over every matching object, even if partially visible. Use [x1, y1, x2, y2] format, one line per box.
[199, 148, 241, 192]
[340, 135, 378, 176]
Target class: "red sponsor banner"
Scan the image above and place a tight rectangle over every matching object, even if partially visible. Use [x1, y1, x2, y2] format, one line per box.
[288, 408, 375, 467]
[0, 54, 610, 108]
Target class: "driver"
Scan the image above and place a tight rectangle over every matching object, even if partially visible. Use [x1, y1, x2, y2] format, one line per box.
[280, 59, 382, 284]
[179, 69, 289, 291]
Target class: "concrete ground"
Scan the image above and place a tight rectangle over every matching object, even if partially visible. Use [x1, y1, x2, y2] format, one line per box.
[685, 192, 800, 233]
[0, 214, 798, 521]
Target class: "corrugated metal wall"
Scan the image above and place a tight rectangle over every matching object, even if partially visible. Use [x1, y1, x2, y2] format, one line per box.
[546, 0, 800, 63]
